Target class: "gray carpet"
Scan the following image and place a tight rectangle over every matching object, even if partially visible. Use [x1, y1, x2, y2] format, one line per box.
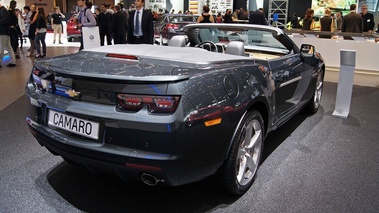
[0, 82, 378, 213]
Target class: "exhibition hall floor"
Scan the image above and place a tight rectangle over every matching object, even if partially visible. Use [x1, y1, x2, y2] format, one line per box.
[0, 46, 379, 212]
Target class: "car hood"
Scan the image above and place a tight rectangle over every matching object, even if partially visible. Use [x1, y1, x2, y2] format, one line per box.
[35, 44, 251, 82]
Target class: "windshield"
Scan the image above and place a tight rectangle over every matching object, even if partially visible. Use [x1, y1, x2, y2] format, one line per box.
[195, 27, 288, 51]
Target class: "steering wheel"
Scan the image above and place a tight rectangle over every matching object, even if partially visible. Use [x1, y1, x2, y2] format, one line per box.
[196, 41, 219, 53]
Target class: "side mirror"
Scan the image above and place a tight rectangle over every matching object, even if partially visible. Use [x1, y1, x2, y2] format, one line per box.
[300, 44, 315, 57]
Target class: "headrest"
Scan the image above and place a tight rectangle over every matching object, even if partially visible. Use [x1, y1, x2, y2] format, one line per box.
[168, 36, 186, 47]
[225, 41, 245, 56]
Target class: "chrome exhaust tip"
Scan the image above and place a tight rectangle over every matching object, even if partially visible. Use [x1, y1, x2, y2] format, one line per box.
[141, 173, 164, 186]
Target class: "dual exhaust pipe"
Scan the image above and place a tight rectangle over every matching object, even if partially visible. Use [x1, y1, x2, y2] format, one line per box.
[141, 173, 164, 186]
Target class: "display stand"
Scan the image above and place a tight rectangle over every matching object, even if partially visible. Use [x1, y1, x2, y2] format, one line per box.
[82, 26, 100, 49]
[332, 49, 356, 118]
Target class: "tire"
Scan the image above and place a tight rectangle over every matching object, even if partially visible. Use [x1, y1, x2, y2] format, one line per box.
[306, 70, 324, 114]
[222, 110, 264, 195]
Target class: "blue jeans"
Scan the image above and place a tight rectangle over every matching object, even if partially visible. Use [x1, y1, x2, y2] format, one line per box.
[35, 32, 46, 55]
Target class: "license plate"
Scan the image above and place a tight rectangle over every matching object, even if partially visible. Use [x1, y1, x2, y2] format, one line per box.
[48, 110, 99, 140]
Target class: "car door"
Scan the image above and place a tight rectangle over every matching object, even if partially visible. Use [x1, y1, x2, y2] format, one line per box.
[270, 51, 314, 123]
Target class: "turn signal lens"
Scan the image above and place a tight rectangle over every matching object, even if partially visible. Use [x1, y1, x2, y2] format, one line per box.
[117, 94, 180, 113]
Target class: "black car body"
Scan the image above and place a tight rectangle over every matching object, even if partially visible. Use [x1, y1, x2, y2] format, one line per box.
[26, 24, 324, 194]
[154, 14, 197, 44]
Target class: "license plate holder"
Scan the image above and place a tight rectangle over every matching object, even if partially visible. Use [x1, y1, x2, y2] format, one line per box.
[48, 109, 100, 140]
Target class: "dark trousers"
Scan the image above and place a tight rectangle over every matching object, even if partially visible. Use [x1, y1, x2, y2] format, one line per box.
[128, 36, 145, 44]
[8, 28, 18, 54]
[100, 31, 112, 46]
[113, 35, 126, 44]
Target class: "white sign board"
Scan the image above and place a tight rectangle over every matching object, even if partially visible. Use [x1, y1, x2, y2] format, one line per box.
[82, 26, 100, 49]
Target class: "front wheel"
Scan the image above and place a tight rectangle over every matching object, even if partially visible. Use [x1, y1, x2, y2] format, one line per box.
[306, 70, 324, 114]
[221, 110, 264, 195]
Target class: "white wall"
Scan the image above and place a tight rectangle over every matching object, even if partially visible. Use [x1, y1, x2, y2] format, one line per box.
[290, 35, 379, 72]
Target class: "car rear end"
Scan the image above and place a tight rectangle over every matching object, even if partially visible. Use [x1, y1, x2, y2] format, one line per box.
[25, 47, 237, 186]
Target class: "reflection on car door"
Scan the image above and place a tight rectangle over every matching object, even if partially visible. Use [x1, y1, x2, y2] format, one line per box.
[270, 53, 313, 123]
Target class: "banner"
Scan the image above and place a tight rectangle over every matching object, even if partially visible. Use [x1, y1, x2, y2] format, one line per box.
[82, 26, 100, 49]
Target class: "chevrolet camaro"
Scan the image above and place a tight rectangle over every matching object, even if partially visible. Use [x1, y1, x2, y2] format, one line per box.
[25, 24, 324, 195]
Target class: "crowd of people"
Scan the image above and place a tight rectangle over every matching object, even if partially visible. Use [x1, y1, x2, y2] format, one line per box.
[299, 3, 377, 39]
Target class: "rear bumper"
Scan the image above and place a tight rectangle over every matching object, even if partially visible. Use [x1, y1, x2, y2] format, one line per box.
[25, 96, 237, 186]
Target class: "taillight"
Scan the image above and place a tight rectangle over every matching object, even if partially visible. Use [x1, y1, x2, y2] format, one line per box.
[117, 94, 180, 113]
[166, 23, 179, 30]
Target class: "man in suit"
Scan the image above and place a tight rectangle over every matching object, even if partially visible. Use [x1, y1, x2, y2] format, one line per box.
[249, 8, 268, 25]
[127, 0, 153, 44]
[342, 4, 363, 34]
[112, 5, 127, 44]
[360, 4, 375, 33]
[98, 4, 113, 46]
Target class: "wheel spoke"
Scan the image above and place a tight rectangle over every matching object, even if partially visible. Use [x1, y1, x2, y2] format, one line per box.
[246, 154, 257, 172]
[247, 129, 261, 149]
[237, 156, 247, 182]
[243, 123, 253, 148]
[237, 147, 246, 159]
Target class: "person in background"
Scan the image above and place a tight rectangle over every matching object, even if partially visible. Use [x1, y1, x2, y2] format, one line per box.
[249, 8, 268, 25]
[319, 8, 334, 38]
[22, 6, 31, 48]
[216, 12, 222, 23]
[302, 8, 315, 30]
[335, 11, 343, 32]
[290, 13, 300, 28]
[8, 1, 19, 59]
[232, 9, 239, 21]
[239, 9, 249, 20]
[51, 6, 65, 44]
[76, 0, 97, 50]
[223, 9, 232, 23]
[15, 8, 25, 49]
[126, 0, 154, 44]
[197, 5, 214, 23]
[106, 4, 114, 14]
[112, 5, 127, 44]
[342, 4, 363, 33]
[360, 4, 375, 33]
[98, 4, 113, 46]
[27, 5, 38, 57]
[0, 3, 16, 67]
[34, 7, 47, 58]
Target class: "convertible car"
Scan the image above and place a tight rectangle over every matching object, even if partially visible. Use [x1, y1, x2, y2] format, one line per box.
[25, 24, 324, 195]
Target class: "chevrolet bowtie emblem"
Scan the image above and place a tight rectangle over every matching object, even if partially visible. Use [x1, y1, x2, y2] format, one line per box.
[65, 89, 81, 98]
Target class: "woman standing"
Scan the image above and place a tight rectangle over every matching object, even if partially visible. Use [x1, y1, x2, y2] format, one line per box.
[197, 5, 214, 23]
[27, 5, 38, 57]
[302, 8, 315, 30]
[8, 0, 19, 58]
[34, 7, 47, 58]
[319, 8, 335, 38]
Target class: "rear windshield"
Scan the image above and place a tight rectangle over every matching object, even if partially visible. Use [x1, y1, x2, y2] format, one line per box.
[168, 16, 196, 23]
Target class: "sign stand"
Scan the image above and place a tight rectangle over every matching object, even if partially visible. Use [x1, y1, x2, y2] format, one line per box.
[332, 49, 356, 118]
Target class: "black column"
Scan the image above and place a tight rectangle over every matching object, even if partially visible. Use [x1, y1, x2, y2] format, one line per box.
[234, 0, 247, 10]
[184, 0, 189, 12]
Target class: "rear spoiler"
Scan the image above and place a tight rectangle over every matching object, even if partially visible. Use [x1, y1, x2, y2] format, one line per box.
[34, 64, 190, 84]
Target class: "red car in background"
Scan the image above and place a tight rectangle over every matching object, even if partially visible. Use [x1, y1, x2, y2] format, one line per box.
[154, 14, 197, 45]
[66, 14, 81, 42]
